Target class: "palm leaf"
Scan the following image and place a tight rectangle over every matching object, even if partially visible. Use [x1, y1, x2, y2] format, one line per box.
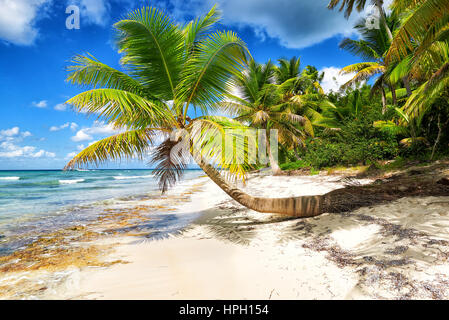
[65, 129, 157, 169]
[386, 0, 449, 63]
[67, 89, 175, 129]
[149, 138, 189, 193]
[66, 54, 149, 98]
[177, 31, 249, 117]
[115, 6, 185, 100]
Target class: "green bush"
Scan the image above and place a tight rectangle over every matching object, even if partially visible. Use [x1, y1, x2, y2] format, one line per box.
[282, 106, 401, 169]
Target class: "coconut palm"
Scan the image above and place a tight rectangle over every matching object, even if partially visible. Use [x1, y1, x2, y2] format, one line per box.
[338, 14, 400, 112]
[385, 0, 449, 127]
[274, 60, 330, 134]
[220, 58, 306, 175]
[64, 6, 324, 217]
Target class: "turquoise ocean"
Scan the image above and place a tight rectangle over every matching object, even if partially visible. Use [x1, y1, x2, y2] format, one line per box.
[0, 169, 203, 256]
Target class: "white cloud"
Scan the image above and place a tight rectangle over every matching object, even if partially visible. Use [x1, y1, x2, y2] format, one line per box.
[50, 122, 78, 132]
[0, 141, 55, 158]
[54, 103, 67, 111]
[50, 123, 69, 132]
[65, 152, 77, 159]
[320, 66, 356, 93]
[71, 121, 120, 142]
[0, 127, 32, 141]
[31, 149, 56, 158]
[0, 127, 20, 137]
[0, 0, 51, 45]
[68, 0, 109, 26]
[164, 0, 360, 49]
[71, 130, 92, 142]
[32, 100, 48, 108]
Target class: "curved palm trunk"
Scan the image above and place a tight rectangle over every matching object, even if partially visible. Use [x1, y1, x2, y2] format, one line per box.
[196, 160, 324, 217]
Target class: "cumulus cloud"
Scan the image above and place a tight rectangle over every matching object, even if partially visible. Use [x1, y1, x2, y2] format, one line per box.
[163, 0, 360, 49]
[319, 66, 356, 93]
[49, 122, 78, 132]
[0, 127, 32, 141]
[0, 0, 51, 45]
[0, 126, 54, 159]
[54, 103, 67, 111]
[71, 121, 120, 142]
[0, 141, 55, 158]
[32, 100, 48, 108]
[0, 127, 20, 137]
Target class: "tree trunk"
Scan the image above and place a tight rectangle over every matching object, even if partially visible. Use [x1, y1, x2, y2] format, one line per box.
[430, 114, 448, 160]
[196, 160, 324, 218]
[266, 132, 282, 175]
[389, 83, 397, 105]
[403, 76, 412, 97]
[375, 0, 393, 41]
[381, 85, 387, 114]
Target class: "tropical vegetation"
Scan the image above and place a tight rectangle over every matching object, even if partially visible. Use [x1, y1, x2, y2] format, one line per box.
[65, 1, 449, 217]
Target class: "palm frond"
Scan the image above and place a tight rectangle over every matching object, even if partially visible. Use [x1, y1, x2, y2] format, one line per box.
[66, 54, 150, 98]
[65, 129, 157, 169]
[183, 5, 221, 55]
[114, 6, 185, 100]
[67, 89, 175, 129]
[149, 138, 189, 193]
[386, 0, 449, 63]
[177, 31, 249, 116]
[339, 38, 381, 60]
[188, 116, 256, 182]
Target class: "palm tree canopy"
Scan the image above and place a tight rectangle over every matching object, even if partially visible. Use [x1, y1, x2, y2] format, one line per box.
[65, 5, 254, 192]
[221, 58, 307, 148]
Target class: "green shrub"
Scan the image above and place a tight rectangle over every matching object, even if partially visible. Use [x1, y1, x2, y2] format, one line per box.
[281, 106, 401, 169]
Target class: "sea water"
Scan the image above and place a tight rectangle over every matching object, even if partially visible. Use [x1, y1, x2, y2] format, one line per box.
[0, 169, 203, 255]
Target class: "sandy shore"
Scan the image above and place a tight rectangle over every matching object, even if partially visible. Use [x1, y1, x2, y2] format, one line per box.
[2, 169, 449, 300]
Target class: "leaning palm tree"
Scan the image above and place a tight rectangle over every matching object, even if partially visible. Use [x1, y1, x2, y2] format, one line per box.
[220, 58, 306, 175]
[64, 6, 323, 217]
[339, 14, 400, 112]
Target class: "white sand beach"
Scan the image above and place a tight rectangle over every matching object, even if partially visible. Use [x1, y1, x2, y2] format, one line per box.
[28, 169, 446, 300]
[1, 167, 449, 300]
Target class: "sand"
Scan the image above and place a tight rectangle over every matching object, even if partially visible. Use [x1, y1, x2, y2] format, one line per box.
[3, 169, 449, 300]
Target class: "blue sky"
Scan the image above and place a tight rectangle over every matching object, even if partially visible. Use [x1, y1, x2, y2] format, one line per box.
[0, 0, 376, 169]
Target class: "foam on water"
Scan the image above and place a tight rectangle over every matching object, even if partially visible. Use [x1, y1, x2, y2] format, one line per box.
[59, 179, 85, 184]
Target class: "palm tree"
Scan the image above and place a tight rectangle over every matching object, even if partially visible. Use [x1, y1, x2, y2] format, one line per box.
[220, 58, 306, 175]
[327, 0, 394, 40]
[275, 57, 301, 84]
[274, 59, 328, 132]
[64, 6, 324, 217]
[338, 14, 400, 112]
[385, 0, 449, 124]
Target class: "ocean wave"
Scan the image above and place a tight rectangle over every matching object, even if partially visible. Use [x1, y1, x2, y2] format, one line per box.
[59, 179, 85, 185]
[113, 175, 154, 180]
[0, 177, 20, 181]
